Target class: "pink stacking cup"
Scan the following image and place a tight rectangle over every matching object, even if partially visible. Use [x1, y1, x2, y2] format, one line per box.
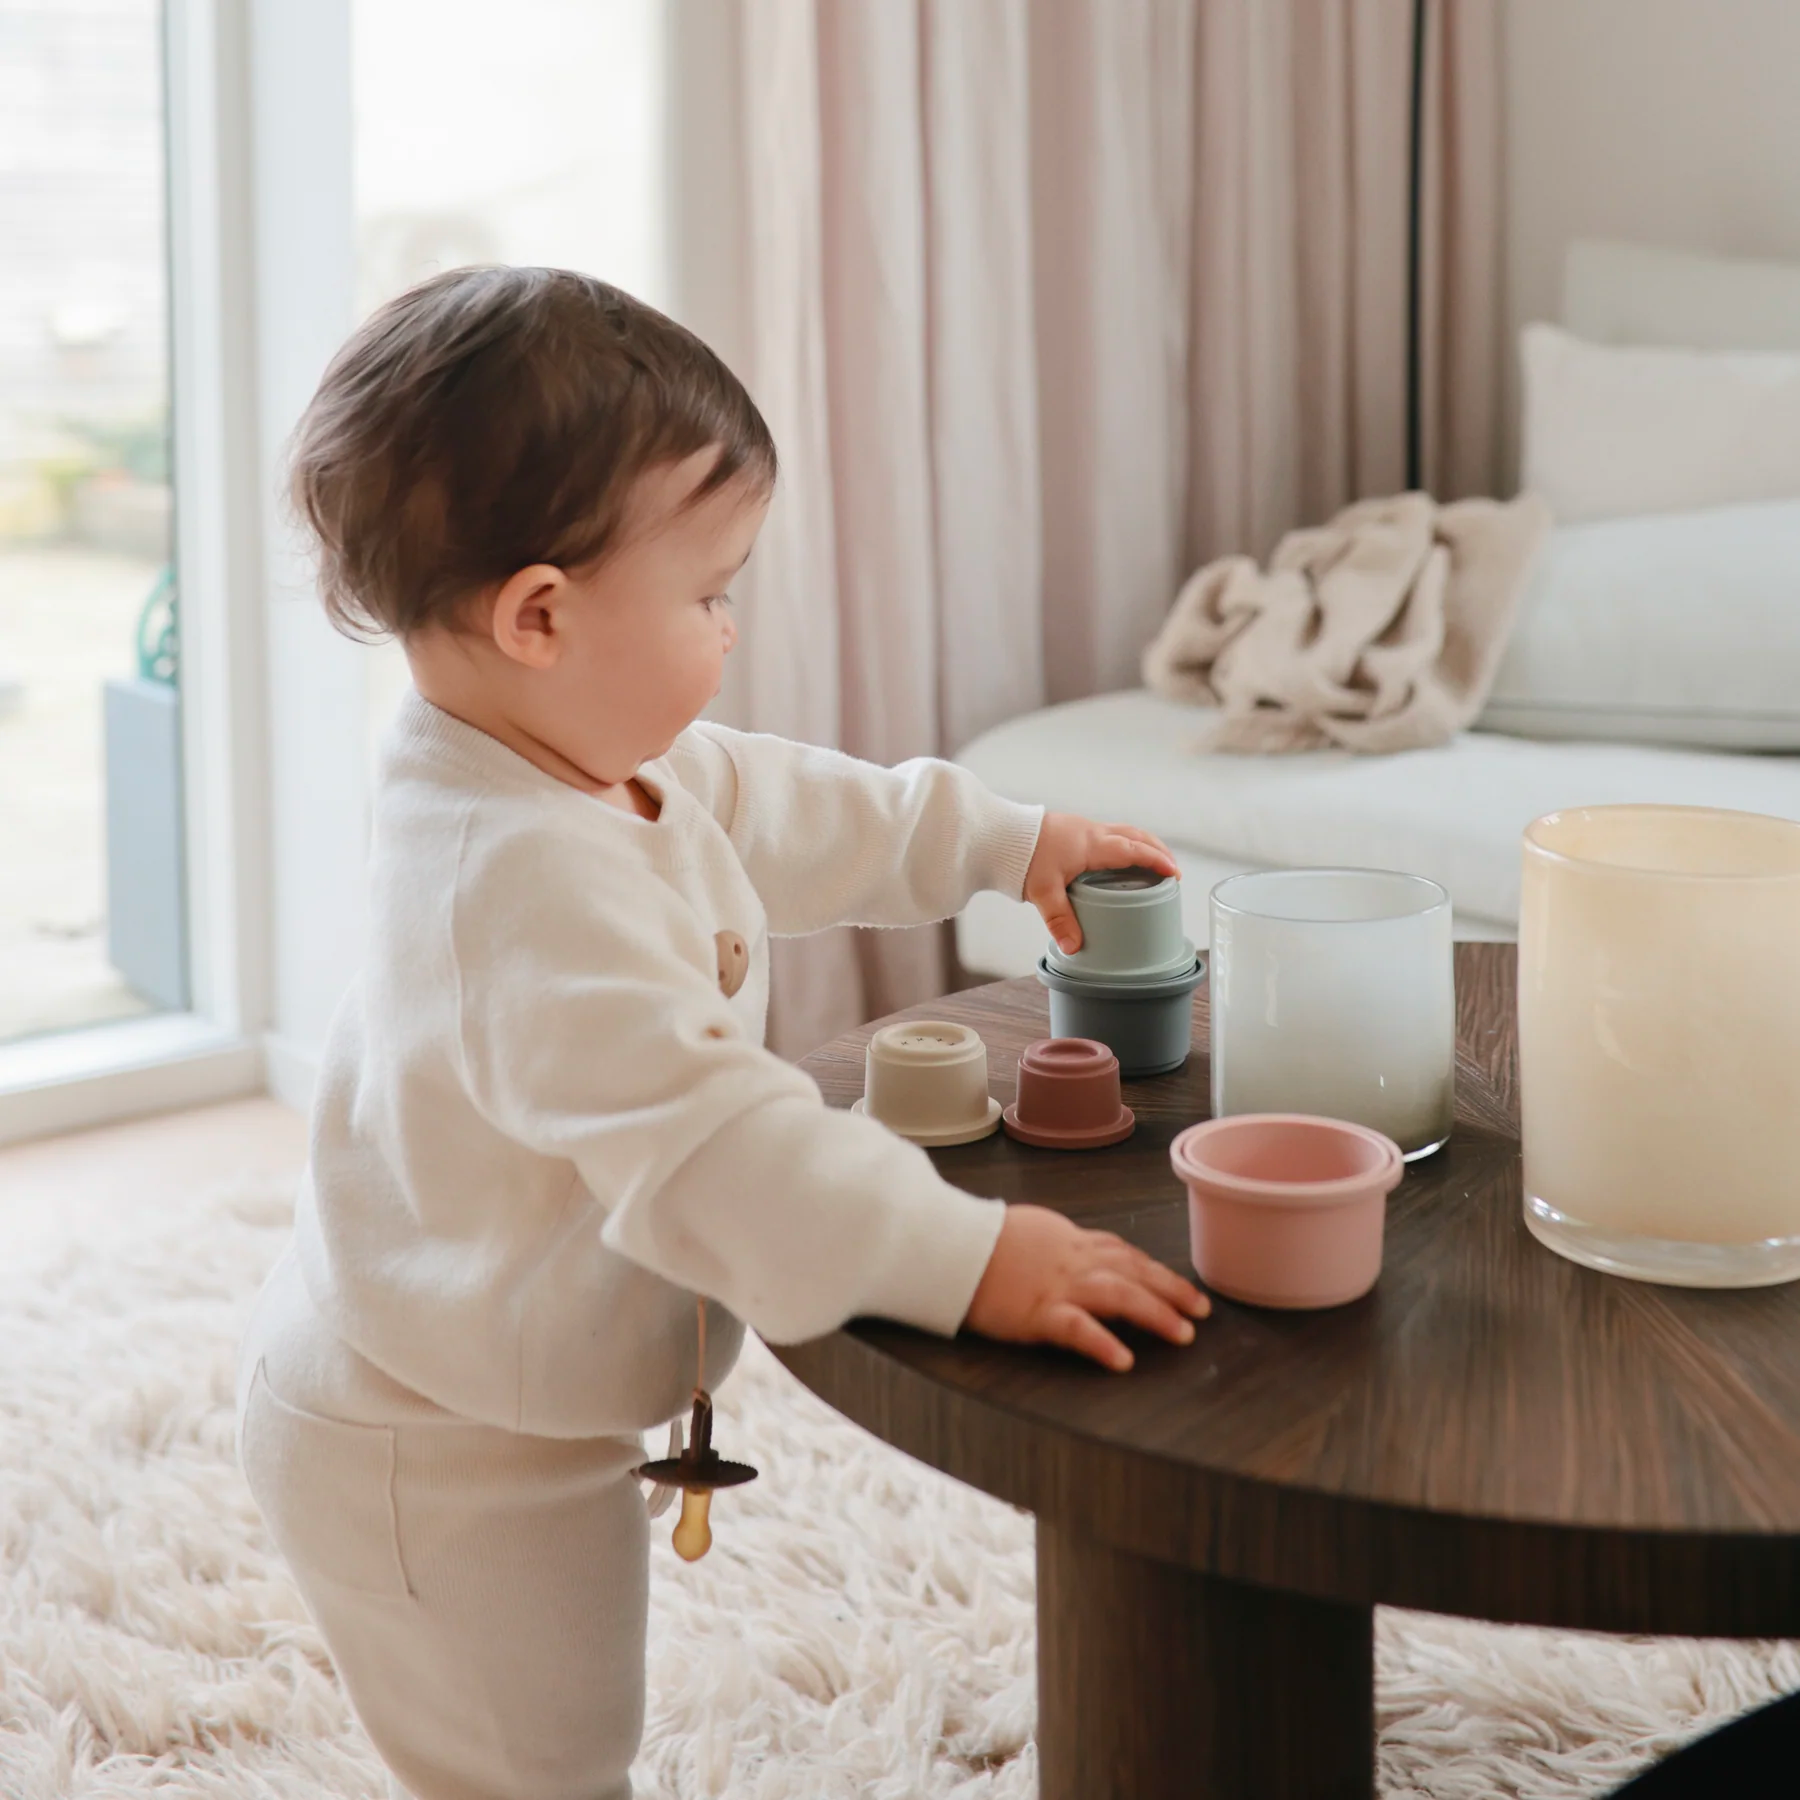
[1169, 1114, 1404, 1309]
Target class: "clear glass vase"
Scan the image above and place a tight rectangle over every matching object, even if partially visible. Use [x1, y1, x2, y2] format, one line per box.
[1520, 805, 1800, 1287]
[1209, 869, 1455, 1159]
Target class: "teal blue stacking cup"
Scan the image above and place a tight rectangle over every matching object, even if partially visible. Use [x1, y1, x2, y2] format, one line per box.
[1045, 869, 1195, 983]
[1035, 955, 1204, 1077]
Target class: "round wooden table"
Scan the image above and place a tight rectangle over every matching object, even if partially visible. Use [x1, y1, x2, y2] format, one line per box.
[772, 944, 1800, 1800]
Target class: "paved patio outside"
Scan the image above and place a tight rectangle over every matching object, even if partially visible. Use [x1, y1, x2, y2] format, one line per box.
[0, 545, 161, 1044]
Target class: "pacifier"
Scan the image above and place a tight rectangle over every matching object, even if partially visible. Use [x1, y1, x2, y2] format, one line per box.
[634, 1299, 757, 1561]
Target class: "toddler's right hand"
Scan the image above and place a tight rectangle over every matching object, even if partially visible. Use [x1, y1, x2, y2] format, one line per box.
[963, 1204, 1210, 1373]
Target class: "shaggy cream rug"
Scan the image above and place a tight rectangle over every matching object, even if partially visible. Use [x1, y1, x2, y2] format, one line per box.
[1, 1168, 1795, 1798]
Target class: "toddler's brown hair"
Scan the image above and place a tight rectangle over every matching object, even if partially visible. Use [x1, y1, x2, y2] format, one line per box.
[289, 266, 776, 639]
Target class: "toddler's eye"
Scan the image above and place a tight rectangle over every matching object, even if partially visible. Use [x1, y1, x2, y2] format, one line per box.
[704, 592, 735, 612]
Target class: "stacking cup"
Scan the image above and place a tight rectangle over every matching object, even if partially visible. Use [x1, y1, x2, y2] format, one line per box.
[1002, 1038, 1135, 1149]
[852, 1020, 1002, 1145]
[1171, 1114, 1404, 1309]
[1045, 868, 1196, 983]
[1036, 956, 1204, 1077]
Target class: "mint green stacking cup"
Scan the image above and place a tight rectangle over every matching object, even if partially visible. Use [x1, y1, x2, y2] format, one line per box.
[1045, 869, 1196, 983]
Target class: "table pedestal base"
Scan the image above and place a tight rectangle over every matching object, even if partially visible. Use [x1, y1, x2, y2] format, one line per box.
[1035, 1522, 1374, 1800]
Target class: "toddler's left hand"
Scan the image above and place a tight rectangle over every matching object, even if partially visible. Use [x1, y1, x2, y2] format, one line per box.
[1024, 812, 1179, 956]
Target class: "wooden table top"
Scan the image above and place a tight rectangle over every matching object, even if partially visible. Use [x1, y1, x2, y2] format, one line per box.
[774, 943, 1800, 1637]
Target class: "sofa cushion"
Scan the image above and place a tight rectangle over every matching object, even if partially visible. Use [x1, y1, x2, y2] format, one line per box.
[1562, 239, 1800, 356]
[1480, 501, 1800, 751]
[953, 688, 1800, 942]
[1521, 324, 1800, 525]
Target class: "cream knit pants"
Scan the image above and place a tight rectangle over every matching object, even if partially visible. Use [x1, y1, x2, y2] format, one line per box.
[238, 1252, 651, 1800]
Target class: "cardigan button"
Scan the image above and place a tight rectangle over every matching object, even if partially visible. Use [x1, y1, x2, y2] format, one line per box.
[714, 930, 749, 998]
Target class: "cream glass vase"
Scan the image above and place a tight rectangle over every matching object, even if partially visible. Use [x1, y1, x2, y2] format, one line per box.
[1519, 805, 1800, 1287]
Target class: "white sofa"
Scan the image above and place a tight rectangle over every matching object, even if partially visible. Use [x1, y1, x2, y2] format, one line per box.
[953, 688, 1800, 977]
[954, 241, 1800, 980]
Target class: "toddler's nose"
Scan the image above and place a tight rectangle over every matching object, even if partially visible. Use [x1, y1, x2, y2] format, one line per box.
[721, 610, 738, 653]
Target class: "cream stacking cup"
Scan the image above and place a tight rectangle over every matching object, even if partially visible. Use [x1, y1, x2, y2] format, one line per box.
[852, 1020, 1003, 1145]
[1035, 869, 1204, 1077]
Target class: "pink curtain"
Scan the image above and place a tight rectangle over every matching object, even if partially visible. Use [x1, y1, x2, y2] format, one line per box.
[681, 0, 1502, 1057]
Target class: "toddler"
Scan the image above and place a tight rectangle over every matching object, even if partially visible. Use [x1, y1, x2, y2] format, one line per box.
[237, 266, 1208, 1800]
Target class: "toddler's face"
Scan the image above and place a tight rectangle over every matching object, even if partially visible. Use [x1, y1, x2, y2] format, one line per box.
[550, 451, 767, 778]
[405, 446, 768, 794]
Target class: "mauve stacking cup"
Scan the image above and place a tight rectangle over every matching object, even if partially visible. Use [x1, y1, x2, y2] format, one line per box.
[1002, 1038, 1136, 1149]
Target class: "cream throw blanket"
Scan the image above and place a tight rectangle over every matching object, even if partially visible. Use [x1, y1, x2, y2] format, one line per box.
[1142, 491, 1551, 753]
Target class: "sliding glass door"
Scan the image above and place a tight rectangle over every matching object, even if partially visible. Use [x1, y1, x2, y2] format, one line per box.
[0, 0, 666, 1139]
[0, 0, 184, 1046]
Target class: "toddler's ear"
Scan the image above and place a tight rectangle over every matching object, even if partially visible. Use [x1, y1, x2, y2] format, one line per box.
[490, 563, 570, 669]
